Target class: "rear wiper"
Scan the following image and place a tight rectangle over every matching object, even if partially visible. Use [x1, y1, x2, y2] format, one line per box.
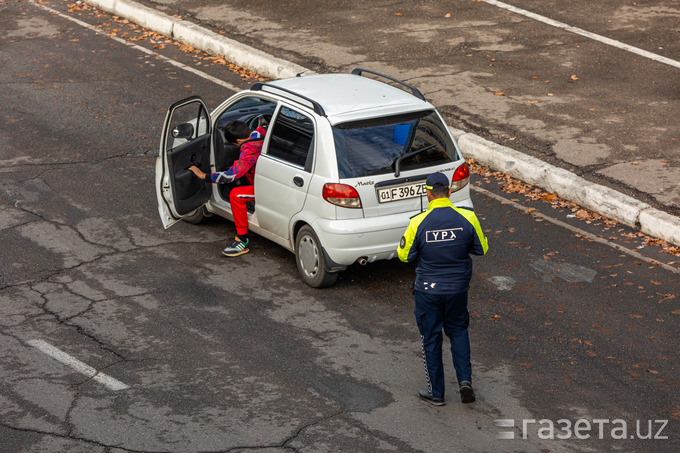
[394, 144, 436, 177]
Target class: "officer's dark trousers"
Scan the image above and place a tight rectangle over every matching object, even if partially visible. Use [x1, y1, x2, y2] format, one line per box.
[414, 290, 471, 399]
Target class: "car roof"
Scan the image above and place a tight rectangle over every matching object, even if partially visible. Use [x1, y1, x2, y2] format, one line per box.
[262, 73, 434, 125]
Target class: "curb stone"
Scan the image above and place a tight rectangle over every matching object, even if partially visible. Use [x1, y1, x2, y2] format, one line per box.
[455, 131, 680, 246]
[83, 0, 680, 247]
[85, 0, 309, 78]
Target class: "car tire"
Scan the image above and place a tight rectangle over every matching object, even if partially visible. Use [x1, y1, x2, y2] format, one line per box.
[182, 206, 210, 225]
[295, 225, 338, 288]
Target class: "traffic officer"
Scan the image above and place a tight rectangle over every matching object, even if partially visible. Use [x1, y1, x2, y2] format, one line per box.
[398, 172, 488, 405]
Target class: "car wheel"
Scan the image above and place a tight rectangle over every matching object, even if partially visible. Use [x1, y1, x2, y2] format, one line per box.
[295, 225, 338, 288]
[182, 206, 209, 225]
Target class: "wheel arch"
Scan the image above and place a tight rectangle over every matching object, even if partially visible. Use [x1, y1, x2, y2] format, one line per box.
[292, 220, 346, 273]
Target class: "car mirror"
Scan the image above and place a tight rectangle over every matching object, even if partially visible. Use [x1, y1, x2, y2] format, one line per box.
[172, 123, 194, 139]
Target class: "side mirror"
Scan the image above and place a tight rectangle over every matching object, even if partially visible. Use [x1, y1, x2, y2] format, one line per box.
[172, 123, 194, 139]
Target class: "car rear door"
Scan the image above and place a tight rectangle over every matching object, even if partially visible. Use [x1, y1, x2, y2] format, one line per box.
[155, 96, 212, 228]
[254, 105, 315, 240]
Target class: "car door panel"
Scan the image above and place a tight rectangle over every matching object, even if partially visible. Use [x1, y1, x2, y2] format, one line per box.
[255, 156, 311, 239]
[156, 96, 212, 228]
[167, 135, 211, 215]
[254, 105, 315, 240]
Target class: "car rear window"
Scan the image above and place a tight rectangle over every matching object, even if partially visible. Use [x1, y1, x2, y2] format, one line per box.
[333, 111, 458, 178]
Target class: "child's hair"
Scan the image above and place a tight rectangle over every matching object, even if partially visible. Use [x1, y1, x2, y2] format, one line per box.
[223, 121, 252, 144]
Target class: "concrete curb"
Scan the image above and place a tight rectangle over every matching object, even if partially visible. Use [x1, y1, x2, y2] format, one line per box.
[83, 0, 680, 247]
[85, 0, 309, 79]
[454, 131, 680, 246]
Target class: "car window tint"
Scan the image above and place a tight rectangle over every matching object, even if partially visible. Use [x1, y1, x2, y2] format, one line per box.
[267, 107, 314, 169]
[333, 111, 457, 178]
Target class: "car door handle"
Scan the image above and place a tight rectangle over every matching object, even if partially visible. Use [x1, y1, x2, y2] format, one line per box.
[293, 176, 304, 187]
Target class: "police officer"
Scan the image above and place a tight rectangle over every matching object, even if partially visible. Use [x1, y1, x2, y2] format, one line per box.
[398, 172, 488, 405]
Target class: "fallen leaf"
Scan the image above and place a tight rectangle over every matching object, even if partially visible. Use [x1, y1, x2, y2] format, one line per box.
[444, 13, 451, 18]
[666, 409, 680, 420]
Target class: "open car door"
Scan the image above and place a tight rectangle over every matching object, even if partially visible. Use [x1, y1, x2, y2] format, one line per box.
[155, 96, 212, 228]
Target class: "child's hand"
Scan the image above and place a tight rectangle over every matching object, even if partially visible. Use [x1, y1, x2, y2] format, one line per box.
[188, 165, 206, 179]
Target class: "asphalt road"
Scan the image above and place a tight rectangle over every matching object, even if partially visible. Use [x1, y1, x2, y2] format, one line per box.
[0, 1, 678, 452]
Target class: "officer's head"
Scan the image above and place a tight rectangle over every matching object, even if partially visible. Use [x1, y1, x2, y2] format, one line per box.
[425, 172, 451, 200]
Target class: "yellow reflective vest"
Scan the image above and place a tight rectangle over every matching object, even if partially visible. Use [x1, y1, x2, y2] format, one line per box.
[398, 197, 488, 293]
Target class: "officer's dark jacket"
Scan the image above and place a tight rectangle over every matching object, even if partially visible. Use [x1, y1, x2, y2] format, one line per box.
[398, 197, 488, 294]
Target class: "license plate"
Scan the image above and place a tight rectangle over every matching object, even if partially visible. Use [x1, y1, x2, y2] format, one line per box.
[377, 181, 426, 203]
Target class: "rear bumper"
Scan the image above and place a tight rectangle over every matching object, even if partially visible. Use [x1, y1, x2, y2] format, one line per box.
[314, 198, 474, 266]
[314, 217, 406, 266]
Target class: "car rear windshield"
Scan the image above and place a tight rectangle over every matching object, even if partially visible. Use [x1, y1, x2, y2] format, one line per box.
[333, 110, 458, 178]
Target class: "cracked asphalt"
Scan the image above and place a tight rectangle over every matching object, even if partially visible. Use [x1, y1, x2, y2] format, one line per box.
[1, 0, 678, 452]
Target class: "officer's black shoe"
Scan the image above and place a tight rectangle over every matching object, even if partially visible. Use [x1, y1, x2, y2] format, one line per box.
[418, 389, 445, 406]
[459, 381, 476, 404]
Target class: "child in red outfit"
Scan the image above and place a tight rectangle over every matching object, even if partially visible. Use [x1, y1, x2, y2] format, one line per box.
[189, 120, 266, 256]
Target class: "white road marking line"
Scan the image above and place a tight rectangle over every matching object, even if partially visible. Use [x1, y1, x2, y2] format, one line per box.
[28, 339, 130, 391]
[30, 0, 242, 92]
[482, 0, 680, 70]
[472, 185, 680, 275]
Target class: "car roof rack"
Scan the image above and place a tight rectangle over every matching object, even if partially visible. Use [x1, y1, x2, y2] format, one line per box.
[351, 68, 426, 101]
[250, 82, 327, 117]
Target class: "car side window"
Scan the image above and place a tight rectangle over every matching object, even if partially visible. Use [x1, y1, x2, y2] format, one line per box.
[267, 107, 314, 171]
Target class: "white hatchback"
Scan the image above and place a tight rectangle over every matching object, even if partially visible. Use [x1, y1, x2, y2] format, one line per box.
[156, 69, 473, 287]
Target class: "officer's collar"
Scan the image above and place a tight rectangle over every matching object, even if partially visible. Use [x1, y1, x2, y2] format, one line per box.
[427, 197, 454, 210]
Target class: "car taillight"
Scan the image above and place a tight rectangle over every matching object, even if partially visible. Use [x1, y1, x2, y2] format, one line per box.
[323, 183, 362, 208]
[450, 162, 470, 192]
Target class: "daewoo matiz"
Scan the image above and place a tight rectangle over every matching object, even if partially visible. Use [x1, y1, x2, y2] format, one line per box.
[156, 69, 472, 287]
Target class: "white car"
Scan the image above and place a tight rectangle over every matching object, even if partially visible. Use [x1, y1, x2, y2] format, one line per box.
[156, 69, 473, 287]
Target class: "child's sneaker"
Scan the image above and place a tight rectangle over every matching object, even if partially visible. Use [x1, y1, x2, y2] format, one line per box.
[222, 237, 249, 257]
